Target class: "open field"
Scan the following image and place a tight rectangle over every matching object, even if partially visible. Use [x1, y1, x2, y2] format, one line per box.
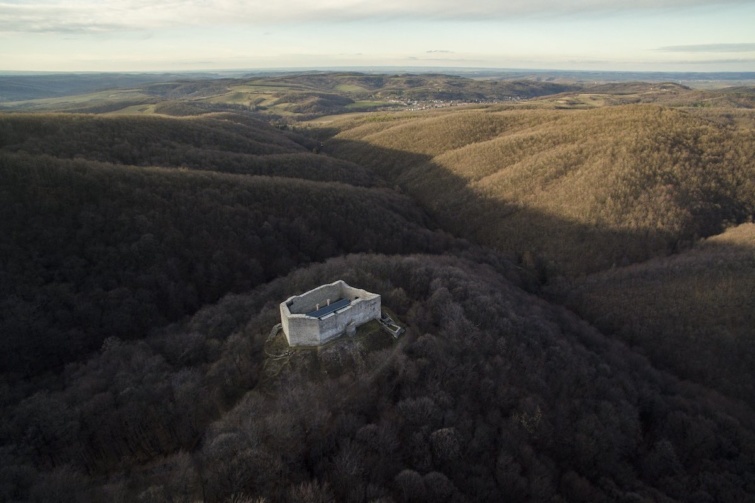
[0, 72, 581, 118]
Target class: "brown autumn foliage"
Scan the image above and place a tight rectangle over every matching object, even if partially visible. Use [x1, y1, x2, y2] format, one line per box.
[2, 74, 755, 502]
[0, 113, 379, 185]
[325, 105, 755, 276]
[321, 100, 755, 407]
[2, 253, 754, 502]
[0, 114, 457, 375]
[553, 223, 755, 402]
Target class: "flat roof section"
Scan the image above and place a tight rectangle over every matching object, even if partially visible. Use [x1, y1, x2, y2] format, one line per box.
[306, 298, 350, 318]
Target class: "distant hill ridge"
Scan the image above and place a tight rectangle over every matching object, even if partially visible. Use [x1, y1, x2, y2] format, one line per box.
[0, 113, 379, 185]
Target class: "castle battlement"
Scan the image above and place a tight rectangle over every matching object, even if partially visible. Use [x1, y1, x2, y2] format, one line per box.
[280, 281, 381, 346]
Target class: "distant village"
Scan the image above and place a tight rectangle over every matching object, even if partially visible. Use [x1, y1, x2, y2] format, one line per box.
[385, 95, 521, 111]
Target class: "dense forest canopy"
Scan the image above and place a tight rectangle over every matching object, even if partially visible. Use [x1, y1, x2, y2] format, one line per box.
[0, 114, 379, 185]
[553, 223, 755, 402]
[322, 100, 755, 409]
[0, 148, 455, 376]
[326, 105, 755, 276]
[3, 254, 755, 502]
[1, 72, 754, 502]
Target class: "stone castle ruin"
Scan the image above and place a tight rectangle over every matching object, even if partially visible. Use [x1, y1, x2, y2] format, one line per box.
[280, 280, 382, 346]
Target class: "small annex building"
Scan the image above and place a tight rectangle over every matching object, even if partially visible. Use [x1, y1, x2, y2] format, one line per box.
[280, 280, 381, 346]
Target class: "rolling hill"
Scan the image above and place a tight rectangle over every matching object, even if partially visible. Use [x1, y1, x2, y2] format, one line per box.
[0, 72, 582, 118]
[0, 113, 379, 186]
[0, 111, 463, 376]
[320, 100, 755, 405]
[553, 223, 755, 402]
[3, 253, 755, 501]
[324, 105, 755, 277]
[2, 72, 755, 502]
[0, 73, 207, 102]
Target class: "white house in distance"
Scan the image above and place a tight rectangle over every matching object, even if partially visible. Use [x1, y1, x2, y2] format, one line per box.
[280, 280, 381, 346]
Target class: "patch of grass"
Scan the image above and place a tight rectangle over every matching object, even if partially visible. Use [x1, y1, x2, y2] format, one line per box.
[0, 89, 154, 112]
[265, 318, 396, 383]
[355, 319, 394, 352]
[264, 328, 290, 356]
[105, 104, 158, 115]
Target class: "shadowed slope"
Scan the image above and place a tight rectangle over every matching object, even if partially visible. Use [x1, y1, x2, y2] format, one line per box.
[319, 106, 755, 403]
[553, 223, 755, 402]
[4, 253, 754, 501]
[326, 105, 755, 276]
[0, 113, 379, 186]
[0, 151, 453, 376]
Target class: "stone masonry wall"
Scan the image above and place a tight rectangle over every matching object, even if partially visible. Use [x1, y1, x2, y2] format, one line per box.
[315, 295, 381, 344]
[286, 282, 343, 315]
[280, 281, 381, 346]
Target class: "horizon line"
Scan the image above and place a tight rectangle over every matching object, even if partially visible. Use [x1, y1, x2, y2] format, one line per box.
[2, 66, 755, 77]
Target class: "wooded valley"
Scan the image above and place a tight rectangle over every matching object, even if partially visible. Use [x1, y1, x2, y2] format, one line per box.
[1, 72, 754, 502]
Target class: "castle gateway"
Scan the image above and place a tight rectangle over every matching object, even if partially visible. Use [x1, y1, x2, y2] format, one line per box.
[280, 281, 381, 346]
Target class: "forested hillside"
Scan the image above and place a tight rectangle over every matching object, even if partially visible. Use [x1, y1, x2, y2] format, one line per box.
[2, 73, 755, 502]
[0, 114, 458, 376]
[0, 114, 378, 185]
[3, 254, 754, 502]
[554, 223, 755, 402]
[251, 73, 580, 101]
[326, 105, 755, 277]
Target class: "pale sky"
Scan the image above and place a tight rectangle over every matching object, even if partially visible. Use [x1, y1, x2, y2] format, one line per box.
[1, 0, 754, 72]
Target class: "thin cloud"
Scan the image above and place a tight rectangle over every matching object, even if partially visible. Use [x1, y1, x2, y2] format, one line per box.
[408, 55, 483, 64]
[669, 57, 755, 64]
[427, 50, 454, 54]
[658, 43, 755, 53]
[1, 0, 752, 34]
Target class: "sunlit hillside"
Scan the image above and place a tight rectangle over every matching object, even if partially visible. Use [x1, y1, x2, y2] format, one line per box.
[0, 73, 581, 118]
[325, 105, 755, 276]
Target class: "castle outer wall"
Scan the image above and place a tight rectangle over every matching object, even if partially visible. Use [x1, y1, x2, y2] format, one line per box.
[280, 281, 381, 346]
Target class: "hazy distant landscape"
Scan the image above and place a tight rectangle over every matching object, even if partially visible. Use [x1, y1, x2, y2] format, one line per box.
[1, 67, 754, 501]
